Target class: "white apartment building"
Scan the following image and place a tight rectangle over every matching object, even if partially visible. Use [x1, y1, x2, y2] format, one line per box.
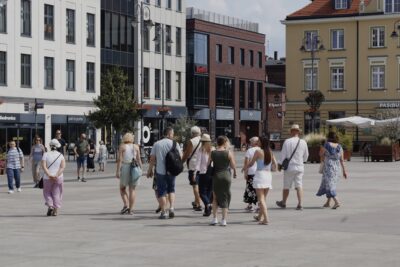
[135, 0, 186, 143]
[0, 0, 101, 152]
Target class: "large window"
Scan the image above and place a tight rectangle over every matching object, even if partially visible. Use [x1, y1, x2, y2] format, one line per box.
[371, 27, 385, 48]
[177, 0, 182, 11]
[143, 23, 150, 51]
[167, 0, 172, 9]
[112, 13, 119, 50]
[120, 15, 126, 51]
[44, 4, 54, 40]
[155, 69, 161, 99]
[0, 51, 6, 85]
[239, 80, 245, 108]
[21, 0, 31, 36]
[228, 46, 234, 64]
[216, 44, 222, 63]
[257, 82, 263, 109]
[331, 29, 344, 50]
[248, 81, 254, 109]
[155, 23, 161, 52]
[66, 9, 75, 43]
[216, 78, 234, 107]
[87, 13, 95, 46]
[304, 112, 321, 134]
[21, 54, 31, 87]
[191, 33, 207, 65]
[66, 59, 75, 91]
[258, 52, 263, 68]
[304, 30, 318, 50]
[102, 11, 111, 49]
[0, 2, 6, 33]
[176, 72, 181, 100]
[166, 70, 171, 100]
[331, 67, 344, 90]
[335, 0, 347, 9]
[371, 65, 385, 89]
[86, 62, 95, 92]
[44, 57, 54, 89]
[385, 0, 400, 13]
[240, 49, 245, 66]
[249, 50, 254, 67]
[166, 25, 172, 54]
[304, 67, 318, 91]
[143, 67, 149, 98]
[176, 27, 181, 56]
[156, 0, 161, 7]
[192, 75, 209, 106]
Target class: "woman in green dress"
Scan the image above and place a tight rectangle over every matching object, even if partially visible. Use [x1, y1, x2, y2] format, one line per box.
[209, 136, 237, 226]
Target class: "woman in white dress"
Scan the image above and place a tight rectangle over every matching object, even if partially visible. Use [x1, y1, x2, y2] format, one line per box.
[245, 137, 277, 225]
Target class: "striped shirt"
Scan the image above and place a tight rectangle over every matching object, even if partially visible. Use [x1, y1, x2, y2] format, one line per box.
[6, 148, 24, 169]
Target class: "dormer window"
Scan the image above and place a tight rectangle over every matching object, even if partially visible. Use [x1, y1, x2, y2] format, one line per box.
[385, 0, 400, 13]
[335, 0, 348, 9]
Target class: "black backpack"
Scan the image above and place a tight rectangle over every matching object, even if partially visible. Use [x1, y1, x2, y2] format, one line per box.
[165, 141, 183, 176]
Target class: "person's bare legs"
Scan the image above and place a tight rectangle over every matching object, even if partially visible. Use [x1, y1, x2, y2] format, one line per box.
[120, 187, 128, 208]
[332, 197, 340, 209]
[193, 185, 201, 207]
[264, 189, 270, 222]
[282, 189, 289, 205]
[256, 189, 269, 224]
[295, 187, 303, 207]
[128, 186, 136, 212]
[324, 197, 331, 207]
[221, 208, 228, 221]
[168, 193, 175, 210]
[212, 192, 218, 218]
[158, 196, 167, 212]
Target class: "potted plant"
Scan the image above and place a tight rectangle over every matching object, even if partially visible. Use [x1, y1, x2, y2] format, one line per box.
[0, 151, 6, 175]
[337, 132, 353, 161]
[371, 137, 394, 162]
[304, 133, 326, 163]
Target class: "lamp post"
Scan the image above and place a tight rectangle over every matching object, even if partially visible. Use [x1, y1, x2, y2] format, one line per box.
[300, 34, 325, 133]
[132, 1, 153, 159]
[153, 23, 173, 138]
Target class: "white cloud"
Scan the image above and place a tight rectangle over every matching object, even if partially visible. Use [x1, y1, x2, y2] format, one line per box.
[186, 0, 310, 57]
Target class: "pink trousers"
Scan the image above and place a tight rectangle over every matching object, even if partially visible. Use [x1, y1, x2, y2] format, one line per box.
[43, 178, 63, 209]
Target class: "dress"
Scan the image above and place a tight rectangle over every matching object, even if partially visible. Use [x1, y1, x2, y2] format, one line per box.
[252, 159, 272, 189]
[316, 142, 343, 198]
[211, 150, 231, 209]
[87, 143, 95, 169]
[243, 147, 259, 205]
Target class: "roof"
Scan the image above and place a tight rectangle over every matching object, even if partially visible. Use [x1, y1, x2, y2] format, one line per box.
[287, 0, 370, 20]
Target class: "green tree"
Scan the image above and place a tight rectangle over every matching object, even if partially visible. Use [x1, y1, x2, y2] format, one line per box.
[171, 116, 198, 146]
[87, 67, 138, 133]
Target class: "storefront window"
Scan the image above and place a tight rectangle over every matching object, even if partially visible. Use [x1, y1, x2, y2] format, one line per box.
[216, 77, 234, 107]
[192, 75, 209, 106]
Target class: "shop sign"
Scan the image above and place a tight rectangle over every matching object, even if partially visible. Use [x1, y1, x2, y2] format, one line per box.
[379, 102, 400, 108]
[195, 65, 208, 74]
[0, 113, 19, 122]
[269, 103, 282, 108]
[216, 109, 234, 121]
[240, 110, 261, 121]
[67, 116, 86, 123]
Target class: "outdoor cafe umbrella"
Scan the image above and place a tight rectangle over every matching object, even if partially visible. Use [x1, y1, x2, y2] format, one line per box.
[326, 116, 376, 129]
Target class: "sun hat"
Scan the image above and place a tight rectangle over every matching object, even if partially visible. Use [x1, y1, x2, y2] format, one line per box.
[49, 139, 61, 148]
[290, 124, 302, 132]
[200, 134, 212, 142]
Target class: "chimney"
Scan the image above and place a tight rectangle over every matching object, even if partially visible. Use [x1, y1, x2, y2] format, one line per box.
[274, 51, 278, 60]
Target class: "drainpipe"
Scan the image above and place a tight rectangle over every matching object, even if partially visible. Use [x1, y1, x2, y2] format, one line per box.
[356, 20, 360, 145]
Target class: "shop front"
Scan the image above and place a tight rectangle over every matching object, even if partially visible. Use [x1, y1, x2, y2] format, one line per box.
[240, 110, 262, 142]
[51, 115, 95, 146]
[215, 108, 235, 140]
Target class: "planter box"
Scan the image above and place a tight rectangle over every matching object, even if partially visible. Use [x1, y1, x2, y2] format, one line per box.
[392, 143, 400, 161]
[371, 145, 393, 162]
[343, 150, 352, 161]
[308, 146, 321, 163]
[0, 159, 5, 175]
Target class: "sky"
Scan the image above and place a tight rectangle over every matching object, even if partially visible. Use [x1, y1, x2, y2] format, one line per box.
[186, 0, 311, 58]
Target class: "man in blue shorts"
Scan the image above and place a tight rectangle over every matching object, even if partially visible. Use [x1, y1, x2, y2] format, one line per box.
[74, 133, 89, 182]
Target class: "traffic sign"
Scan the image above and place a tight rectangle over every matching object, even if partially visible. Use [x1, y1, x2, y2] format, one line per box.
[35, 102, 44, 109]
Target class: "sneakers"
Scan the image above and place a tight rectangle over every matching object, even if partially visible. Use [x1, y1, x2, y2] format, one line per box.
[81, 178, 87, 182]
[120, 206, 129, 214]
[193, 205, 202, 212]
[159, 211, 167, 219]
[155, 207, 162, 213]
[8, 190, 14, 194]
[276, 201, 286, 209]
[210, 217, 218, 225]
[17, 188, 22, 192]
[220, 219, 227, 227]
[203, 205, 212, 217]
[47, 207, 54, 216]
[169, 208, 175, 219]
[296, 205, 303, 211]
[245, 204, 254, 212]
[77, 176, 81, 181]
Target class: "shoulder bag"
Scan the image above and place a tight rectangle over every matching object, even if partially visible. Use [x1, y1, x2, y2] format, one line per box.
[186, 140, 201, 167]
[279, 139, 301, 171]
[38, 152, 62, 189]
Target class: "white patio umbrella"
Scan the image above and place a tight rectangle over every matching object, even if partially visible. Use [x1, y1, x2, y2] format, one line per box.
[326, 116, 376, 129]
[374, 117, 400, 127]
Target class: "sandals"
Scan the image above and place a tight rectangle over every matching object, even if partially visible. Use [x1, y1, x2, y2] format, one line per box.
[47, 207, 54, 216]
[253, 215, 260, 221]
[332, 203, 340, 209]
[323, 203, 330, 208]
[276, 201, 286, 209]
[258, 221, 269, 225]
[52, 208, 58, 216]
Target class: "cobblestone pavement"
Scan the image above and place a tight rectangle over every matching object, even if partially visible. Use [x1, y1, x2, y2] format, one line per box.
[0, 153, 399, 267]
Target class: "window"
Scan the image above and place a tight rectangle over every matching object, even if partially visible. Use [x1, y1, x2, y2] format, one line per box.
[0, 2, 6, 33]
[167, 0, 172, 9]
[87, 13, 95, 46]
[371, 27, 385, 48]
[86, 62, 95, 92]
[21, 0, 31, 36]
[249, 50, 254, 67]
[143, 68, 149, 98]
[248, 81, 254, 109]
[257, 82, 263, 109]
[166, 70, 171, 100]
[304, 68, 318, 91]
[44, 5, 54, 40]
[44, 57, 54, 89]
[331, 29, 344, 50]
[66, 9, 75, 43]
[127, 17, 133, 52]
[66, 60, 75, 91]
[176, 72, 181, 100]
[155, 23, 161, 52]
[304, 112, 320, 134]
[120, 15, 126, 51]
[155, 69, 161, 99]
[216, 44, 222, 63]
[335, 0, 347, 9]
[176, 27, 181, 56]
[112, 13, 119, 50]
[239, 80, 245, 108]
[240, 49, 245, 66]
[304, 30, 318, 50]
[21, 54, 31, 87]
[177, 0, 182, 12]
[228, 47, 234, 64]
[187, 33, 208, 65]
[165, 25, 171, 54]
[192, 75, 209, 106]
[216, 78, 234, 107]
[156, 0, 161, 7]
[103, 11, 111, 49]
[0, 51, 6, 85]
[371, 65, 385, 89]
[331, 67, 344, 90]
[258, 52, 263, 68]
[385, 0, 400, 13]
[143, 23, 150, 51]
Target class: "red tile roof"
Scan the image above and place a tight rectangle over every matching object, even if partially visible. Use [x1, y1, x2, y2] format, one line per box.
[287, 0, 370, 19]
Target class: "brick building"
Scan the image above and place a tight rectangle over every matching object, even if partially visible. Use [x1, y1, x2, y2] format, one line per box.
[186, 8, 266, 142]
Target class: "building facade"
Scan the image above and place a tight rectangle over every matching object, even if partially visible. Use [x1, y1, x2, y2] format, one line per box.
[186, 8, 266, 141]
[283, 0, 400, 143]
[0, 0, 101, 152]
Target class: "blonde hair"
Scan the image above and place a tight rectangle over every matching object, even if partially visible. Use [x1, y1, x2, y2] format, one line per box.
[122, 132, 134, 144]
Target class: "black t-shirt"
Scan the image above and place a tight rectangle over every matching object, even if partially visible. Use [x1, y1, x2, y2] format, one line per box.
[56, 138, 66, 153]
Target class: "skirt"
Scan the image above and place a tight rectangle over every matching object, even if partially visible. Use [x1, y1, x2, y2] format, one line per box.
[120, 163, 141, 187]
[252, 170, 272, 189]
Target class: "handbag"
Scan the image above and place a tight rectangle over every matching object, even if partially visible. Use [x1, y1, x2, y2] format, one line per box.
[206, 151, 214, 177]
[279, 138, 301, 171]
[131, 151, 142, 180]
[39, 152, 62, 189]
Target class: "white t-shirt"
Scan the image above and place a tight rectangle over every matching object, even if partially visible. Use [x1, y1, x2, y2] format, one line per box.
[245, 146, 260, 176]
[42, 151, 64, 180]
[280, 137, 309, 172]
[188, 136, 201, 171]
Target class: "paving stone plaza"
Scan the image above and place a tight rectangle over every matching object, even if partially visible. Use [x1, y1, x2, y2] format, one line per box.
[1, 153, 399, 267]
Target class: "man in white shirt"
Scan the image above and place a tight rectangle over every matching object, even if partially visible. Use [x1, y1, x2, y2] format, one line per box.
[276, 124, 309, 210]
[241, 137, 260, 211]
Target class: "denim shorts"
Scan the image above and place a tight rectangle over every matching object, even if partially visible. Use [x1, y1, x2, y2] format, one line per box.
[156, 173, 176, 198]
[76, 156, 87, 168]
[188, 170, 199, 186]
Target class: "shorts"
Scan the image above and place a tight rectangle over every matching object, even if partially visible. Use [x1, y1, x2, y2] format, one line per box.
[77, 156, 87, 168]
[253, 170, 272, 189]
[156, 173, 176, 198]
[188, 170, 199, 186]
[283, 170, 303, 189]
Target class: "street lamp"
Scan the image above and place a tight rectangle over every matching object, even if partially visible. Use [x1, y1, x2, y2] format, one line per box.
[132, 2, 154, 159]
[153, 23, 173, 137]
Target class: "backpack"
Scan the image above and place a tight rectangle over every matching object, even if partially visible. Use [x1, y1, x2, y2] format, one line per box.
[165, 141, 183, 176]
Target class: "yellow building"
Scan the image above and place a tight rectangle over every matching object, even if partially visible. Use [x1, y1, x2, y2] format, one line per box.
[283, 0, 400, 143]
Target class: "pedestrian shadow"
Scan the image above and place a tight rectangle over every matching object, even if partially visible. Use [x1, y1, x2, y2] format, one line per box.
[90, 216, 150, 221]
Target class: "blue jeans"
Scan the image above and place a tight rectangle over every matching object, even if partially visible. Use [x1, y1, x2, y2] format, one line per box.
[7, 168, 21, 190]
[198, 173, 213, 206]
[156, 173, 176, 198]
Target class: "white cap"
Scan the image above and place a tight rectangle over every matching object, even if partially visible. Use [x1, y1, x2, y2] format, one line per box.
[49, 139, 61, 148]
